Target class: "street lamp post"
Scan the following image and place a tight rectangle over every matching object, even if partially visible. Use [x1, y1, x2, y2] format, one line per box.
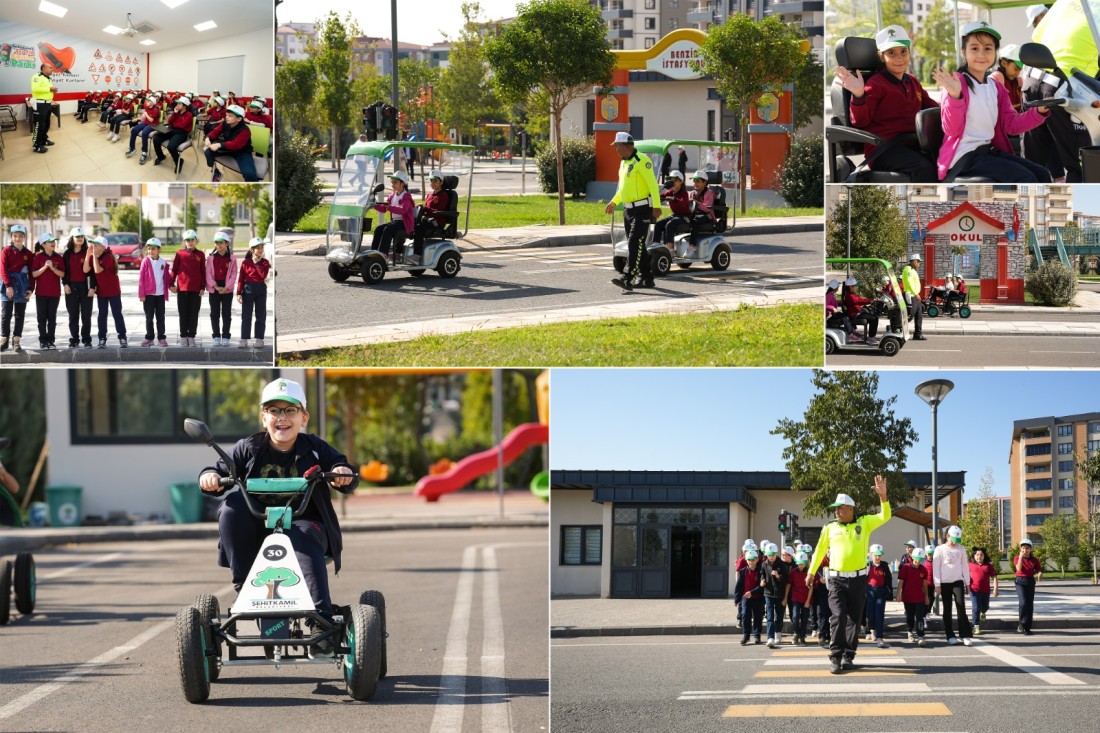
[846, 184, 853, 276]
[916, 378, 954, 614]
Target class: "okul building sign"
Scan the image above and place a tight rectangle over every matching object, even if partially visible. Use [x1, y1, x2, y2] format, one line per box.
[644, 40, 704, 80]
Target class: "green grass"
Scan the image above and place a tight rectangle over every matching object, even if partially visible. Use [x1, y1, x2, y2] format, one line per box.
[292, 196, 823, 234]
[279, 303, 822, 367]
[1080, 275, 1100, 282]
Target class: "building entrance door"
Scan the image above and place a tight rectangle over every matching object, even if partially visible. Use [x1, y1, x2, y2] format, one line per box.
[671, 525, 703, 598]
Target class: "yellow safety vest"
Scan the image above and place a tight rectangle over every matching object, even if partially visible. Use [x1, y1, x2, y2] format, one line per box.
[1033, 0, 1098, 79]
[901, 265, 921, 296]
[808, 501, 892, 574]
[31, 73, 54, 103]
[610, 152, 661, 209]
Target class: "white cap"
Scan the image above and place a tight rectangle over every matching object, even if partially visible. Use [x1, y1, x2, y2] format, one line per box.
[844, 276, 857, 286]
[260, 378, 307, 409]
[870, 544, 884, 555]
[248, 236, 266, 250]
[1026, 4, 1047, 25]
[1020, 537, 1034, 546]
[875, 25, 911, 52]
[177, 96, 192, 106]
[69, 226, 85, 238]
[692, 169, 709, 181]
[742, 539, 757, 550]
[947, 525, 963, 540]
[905, 540, 919, 548]
[795, 551, 809, 564]
[213, 231, 230, 243]
[961, 19, 1001, 41]
[144, 237, 161, 248]
[668, 169, 683, 180]
[37, 232, 56, 245]
[745, 550, 759, 560]
[829, 493, 856, 508]
[882, 275, 891, 283]
[827, 278, 840, 289]
[183, 229, 198, 240]
[912, 548, 926, 560]
[1000, 43, 1021, 64]
[611, 131, 634, 145]
[226, 104, 246, 117]
[783, 546, 795, 556]
[924, 544, 935, 554]
[92, 236, 107, 247]
[909, 253, 922, 261]
[389, 170, 410, 185]
[428, 170, 444, 180]
[764, 544, 777, 555]
[800, 543, 813, 553]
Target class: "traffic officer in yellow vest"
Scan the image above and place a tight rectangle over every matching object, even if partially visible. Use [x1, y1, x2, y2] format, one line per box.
[30, 63, 58, 154]
[806, 475, 892, 675]
[605, 132, 661, 291]
[901, 253, 925, 340]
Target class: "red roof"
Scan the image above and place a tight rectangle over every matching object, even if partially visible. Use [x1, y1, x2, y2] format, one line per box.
[926, 201, 1005, 232]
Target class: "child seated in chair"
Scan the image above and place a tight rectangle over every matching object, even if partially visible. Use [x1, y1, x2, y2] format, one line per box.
[686, 170, 717, 248]
[410, 171, 453, 266]
[371, 171, 415, 262]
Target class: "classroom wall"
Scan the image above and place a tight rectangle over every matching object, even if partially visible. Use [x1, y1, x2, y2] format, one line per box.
[148, 27, 272, 99]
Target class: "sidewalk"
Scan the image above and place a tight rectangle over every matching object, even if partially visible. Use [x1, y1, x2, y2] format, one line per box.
[276, 216, 823, 258]
[918, 290, 1100, 337]
[0, 488, 548, 555]
[551, 585, 1100, 637]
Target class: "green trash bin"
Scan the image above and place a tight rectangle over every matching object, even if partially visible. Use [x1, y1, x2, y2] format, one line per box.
[169, 483, 204, 524]
[46, 485, 83, 527]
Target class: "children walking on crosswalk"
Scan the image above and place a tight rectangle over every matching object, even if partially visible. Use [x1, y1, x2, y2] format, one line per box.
[734, 548, 764, 645]
[968, 547, 999, 635]
[896, 547, 930, 646]
[788, 551, 812, 646]
[866, 544, 894, 648]
[761, 543, 790, 648]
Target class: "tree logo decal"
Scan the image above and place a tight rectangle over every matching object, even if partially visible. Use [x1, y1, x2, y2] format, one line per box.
[252, 567, 301, 599]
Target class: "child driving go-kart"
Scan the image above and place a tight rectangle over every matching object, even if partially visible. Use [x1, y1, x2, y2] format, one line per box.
[198, 378, 358, 654]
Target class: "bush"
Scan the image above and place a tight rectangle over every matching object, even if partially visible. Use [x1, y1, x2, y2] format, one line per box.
[777, 134, 823, 208]
[1025, 260, 1078, 306]
[276, 132, 323, 232]
[535, 136, 595, 198]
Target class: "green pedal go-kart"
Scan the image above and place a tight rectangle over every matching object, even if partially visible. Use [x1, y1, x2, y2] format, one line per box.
[0, 436, 36, 625]
[174, 419, 387, 703]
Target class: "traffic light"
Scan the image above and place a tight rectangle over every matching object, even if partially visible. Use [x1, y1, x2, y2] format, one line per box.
[364, 105, 377, 131]
[778, 511, 788, 533]
[380, 104, 397, 140]
[790, 513, 799, 536]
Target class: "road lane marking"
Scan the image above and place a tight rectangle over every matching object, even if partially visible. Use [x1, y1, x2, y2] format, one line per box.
[740, 683, 931, 694]
[754, 669, 916, 678]
[720, 702, 951, 718]
[429, 545, 478, 733]
[762, 657, 909, 666]
[39, 552, 126, 580]
[680, 686, 1100, 701]
[773, 649, 898, 656]
[0, 583, 234, 720]
[971, 640, 1085, 685]
[481, 546, 511, 733]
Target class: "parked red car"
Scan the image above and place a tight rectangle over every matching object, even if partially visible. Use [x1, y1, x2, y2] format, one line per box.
[105, 232, 142, 269]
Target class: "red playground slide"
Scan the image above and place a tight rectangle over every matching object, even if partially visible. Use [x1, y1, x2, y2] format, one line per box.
[414, 422, 549, 501]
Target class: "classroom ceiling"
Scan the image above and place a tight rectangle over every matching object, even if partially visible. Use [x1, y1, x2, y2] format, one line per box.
[5, 0, 273, 53]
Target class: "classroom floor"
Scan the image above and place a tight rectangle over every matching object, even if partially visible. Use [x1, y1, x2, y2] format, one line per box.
[0, 111, 268, 184]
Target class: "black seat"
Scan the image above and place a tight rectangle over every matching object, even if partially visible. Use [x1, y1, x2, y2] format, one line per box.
[419, 174, 460, 241]
[702, 171, 728, 233]
[914, 108, 994, 183]
[826, 36, 913, 184]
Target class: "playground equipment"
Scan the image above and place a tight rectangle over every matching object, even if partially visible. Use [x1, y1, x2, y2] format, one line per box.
[414, 423, 549, 502]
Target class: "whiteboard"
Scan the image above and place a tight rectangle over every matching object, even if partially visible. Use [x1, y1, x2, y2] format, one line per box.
[197, 55, 245, 96]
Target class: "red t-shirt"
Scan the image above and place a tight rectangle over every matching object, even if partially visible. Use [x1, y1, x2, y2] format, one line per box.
[94, 251, 121, 298]
[237, 257, 270, 294]
[969, 561, 996, 593]
[1014, 555, 1042, 578]
[867, 561, 890, 587]
[63, 249, 89, 283]
[898, 562, 929, 604]
[171, 248, 206, 292]
[32, 252, 64, 297]
[789, 566, 809, 603]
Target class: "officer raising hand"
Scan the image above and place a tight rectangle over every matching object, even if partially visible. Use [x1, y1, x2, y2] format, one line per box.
[606, 132, 661, 291]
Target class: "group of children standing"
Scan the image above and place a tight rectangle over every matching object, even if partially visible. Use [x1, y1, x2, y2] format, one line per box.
[0, 224, 270, 352]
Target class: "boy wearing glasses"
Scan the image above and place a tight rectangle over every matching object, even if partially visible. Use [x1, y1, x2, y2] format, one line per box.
[198, 378, 357, 652]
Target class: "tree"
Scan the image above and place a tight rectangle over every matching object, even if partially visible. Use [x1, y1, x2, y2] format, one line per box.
[791, 53, 824, 135]
[109, 204, 154, 239]
[310, 12, 358, 171]
[180, 188, 199, 230]
[252, 567, 300, 599]
[1041, 514, 1083, 578]
[1080, 450, 1100, 584]
[275, 58, 319, 137]
[199, 184, 264, 238]
[220, 199, 236, 229]
[826, 186, 909, 262]
[256, 189, 273, 238]
[881, 0, 909, 29]
[914, 0, 956, 84]
[698, 15, 808, 214]
[437, 2, 505, 144]
[485, 0, 615, 224]
[960, 466, 1004, 567]
[276, 132, 323, 232]
[0, 370, 47, 506]
[772, 370, 918, 518]
[1, 184, 75, 234]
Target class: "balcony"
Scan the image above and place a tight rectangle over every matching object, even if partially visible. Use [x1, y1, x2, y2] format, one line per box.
[606, 28, 634, 39]
[687, 2, 718, 23]
[770, 1, 824, 11]
[602, 8, 633, 20]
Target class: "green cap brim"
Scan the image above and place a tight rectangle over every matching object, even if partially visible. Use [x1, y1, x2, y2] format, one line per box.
[879, 40, 910, 50]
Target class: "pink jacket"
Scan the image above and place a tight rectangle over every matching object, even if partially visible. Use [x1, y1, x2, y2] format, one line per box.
[137, 256, 172, 300]
[375, 190, 416, 236]
[937, 72, 1047, 180]
[204, 250, 238, 293]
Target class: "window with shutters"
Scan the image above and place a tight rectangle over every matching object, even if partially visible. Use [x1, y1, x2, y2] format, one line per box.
[560, 525, 602, 565]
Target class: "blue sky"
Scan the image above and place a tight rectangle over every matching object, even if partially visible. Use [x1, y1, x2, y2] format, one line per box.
[1074, 187, 1100, 216]
[550, 369, 1100, 499]
[278, 0, 522, 45]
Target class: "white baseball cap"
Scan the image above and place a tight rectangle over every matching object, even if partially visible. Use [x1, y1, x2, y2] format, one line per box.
[1026, 4, 1047, 26]
[692, 169, 709, 181]
[905, 540, 919, 548]
[611, 131, 634, 145]
[745, 550, 759, 560]
[668, 169, 684, 180]
[1020, 537, 1034, 546]
[912, 548, 926, 560]
[742, 540, 756, 551]
[829, 493, 856, 508]
[961, 20, 1001, 41]
[924, 544, 935, 554]
[10, 224, 27, 235]
[764, 545, 777, 556]
[827, 278, 840, 289]
[226, 104, 246, 117]
[248, 237, 266, 250]
[844, 276, 858, 286]
[800, 544, 813, 554]
[144, 237, 161, 248]
[795, 552, 808, 564]
[999, 43, 1022, 64]
[260, 378, 307, 409]
[183, 229, 199, 240]
[909, 253, 922, 261]
[947, 525, 963, 540]
[783, 546, 795, 556]
[870, 544, 884, 555]
[69, 227, 85, 238]
[875, 25, 911, 52]
[389, 170, 410, 185]
[428, 170, 444, 180]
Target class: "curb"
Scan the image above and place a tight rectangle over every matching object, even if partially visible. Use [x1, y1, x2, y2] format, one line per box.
[550, 617, 1100, 638]
[0, 517, 548, 555]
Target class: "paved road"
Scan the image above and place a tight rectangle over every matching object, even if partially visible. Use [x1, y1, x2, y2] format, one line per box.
[1, 527, 548, 733]
[827, 333, 1100, 368]
[276, 231, 822, 343]
[947, 310, 1100, 323]
[552, 630, 1100, 733]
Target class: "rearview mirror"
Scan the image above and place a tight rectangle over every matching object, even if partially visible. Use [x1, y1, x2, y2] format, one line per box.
[1020, 42, 1057, 71]
[372, 183, 385, 195]
[183, 419, 214, 444]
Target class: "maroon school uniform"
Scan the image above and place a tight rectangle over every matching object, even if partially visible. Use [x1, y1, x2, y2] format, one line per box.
[32, 252, 64, 297]
[789, 566, 810, 604]
[94, 251, 121, 297]
[742, 566, 760, 596]
[171, 248, 206, 292]
[236, 257, 270, 294]
[661, 186, 690, 215]
[898, 562, 929, 603]
[1013, 555, 1042, 578]
[208, 250, 233, 284]
[868, 562, 890, 587]
[848, 70, 939, 159]
[63, 249, 90, 284]
[1, 246, 34, 289]
[969, 561, 996, 593]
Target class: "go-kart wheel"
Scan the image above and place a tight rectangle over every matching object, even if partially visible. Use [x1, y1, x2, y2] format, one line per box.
[612, 256, 626, 274]
[881, 337, 901, 357]
[360, 257, 387, 284]
[343, 603, 382, 701]
[175, 606, 211, 703]
[193, 593, 221, 682]
[14, 552, 35, 616]
[825, 337, 836, 355]
[0, 559, 12, 625]
[328, 262, 350, 283]
[651, 251, 671, 277]
[959, 305, 971, 319]
[710, 244, 731, 271]
[359, 590, 387, 679]
[926, 304, 940, 318]
[436, 251, 461, 279]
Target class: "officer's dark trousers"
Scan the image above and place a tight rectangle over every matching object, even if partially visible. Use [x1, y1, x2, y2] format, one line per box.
[33, 101, 51, 148]
[828, 574, 867, 661]
[941, 579, 972, 639]
[217, 489, 334, 620]
[624, 205, 653, 282]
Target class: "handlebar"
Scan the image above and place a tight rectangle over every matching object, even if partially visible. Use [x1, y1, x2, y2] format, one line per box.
[1022, 98, 1066, 110]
